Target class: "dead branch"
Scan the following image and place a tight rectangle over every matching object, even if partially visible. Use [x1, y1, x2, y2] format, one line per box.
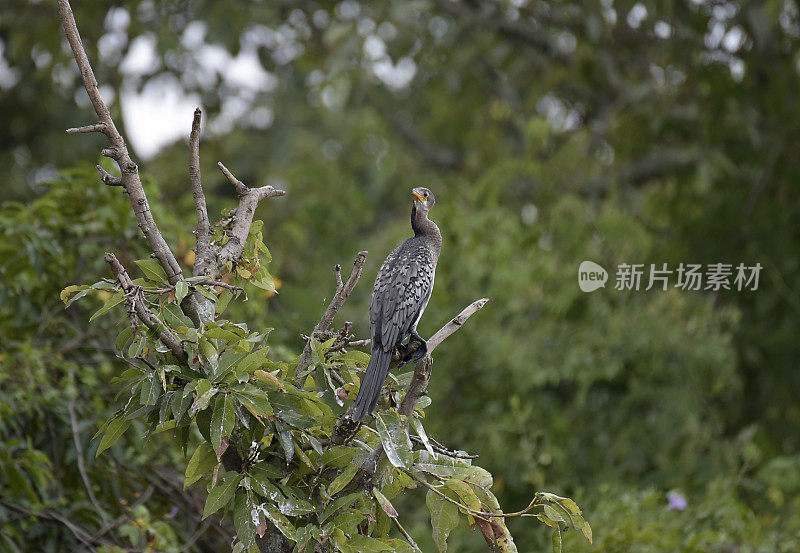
[293, 251, 368, 384]
[216, 162, 286, 270]
[57, 0, 184, 285]
[399, 298, 489, 415]
[104, 253, 187, 364]
[95, 165, 121, 187]
[189, 108, 212, 277]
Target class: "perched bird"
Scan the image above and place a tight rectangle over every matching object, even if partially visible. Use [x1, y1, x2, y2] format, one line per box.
[351, 187, 442, 421]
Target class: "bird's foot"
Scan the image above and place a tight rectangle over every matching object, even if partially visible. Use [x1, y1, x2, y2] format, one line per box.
[398, 332, 427, 368]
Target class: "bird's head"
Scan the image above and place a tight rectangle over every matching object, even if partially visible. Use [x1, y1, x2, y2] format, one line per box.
[412, 187, 435, 212]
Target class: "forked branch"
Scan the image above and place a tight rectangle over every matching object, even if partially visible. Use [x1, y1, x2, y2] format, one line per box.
[57, 0, 183, 285]
[216, 162, 286, 271]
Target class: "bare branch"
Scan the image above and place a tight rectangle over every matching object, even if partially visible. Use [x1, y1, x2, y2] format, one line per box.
[104, 252, 188, 364]
[334, 264, 344, 293]
[95, 165, 121, 187]
[66, 123, 107, 135]
[426, 297, 489, 353]
[216, 162, 286, 270]
[399, 298, 488, 415]
[189, 108, 212, 277]
[294, 251, 368, 383]
[217, 161, 248, 196]
[57, 0, 184, 285]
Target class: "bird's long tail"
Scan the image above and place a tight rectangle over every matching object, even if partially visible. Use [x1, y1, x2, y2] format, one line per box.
[351, 348, 392, 421]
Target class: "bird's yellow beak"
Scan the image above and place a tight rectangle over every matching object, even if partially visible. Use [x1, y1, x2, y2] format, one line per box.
[412, 190, 425, 202]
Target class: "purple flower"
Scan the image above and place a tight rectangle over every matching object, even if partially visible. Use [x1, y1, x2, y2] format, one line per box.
[666, 491, 687, 511]
[166, 505, 180, 519]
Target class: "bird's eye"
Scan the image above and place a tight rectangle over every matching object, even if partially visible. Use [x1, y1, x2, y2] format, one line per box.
[424, 191, 429, 197]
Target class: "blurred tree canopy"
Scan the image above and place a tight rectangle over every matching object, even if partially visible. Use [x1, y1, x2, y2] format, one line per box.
[2, 0, 800, 551]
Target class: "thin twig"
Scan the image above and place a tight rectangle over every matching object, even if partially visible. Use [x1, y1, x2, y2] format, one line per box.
[392, 516, 422, 552]
[144, 280, 243, 295]
[294, 251, 368, 384]
[105, 252, 187, 363]
[95, 165, 121, 186]
[67, 369, 109, 523]
[409, 435, 479, 459]
[66, 123, 106, 135]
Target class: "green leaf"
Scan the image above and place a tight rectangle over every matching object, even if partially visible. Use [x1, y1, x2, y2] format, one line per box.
[134, 258, 168, 283]
[202, 471, 242, 519]
[95, 418, 131, 457]
[115, 326, 134, 353]
[185, 441, 217, 488]
[162, 303, 194, 330]
[411, 416, 435, 457]
[212, 351, 247, 382]
[276, 423, 294, 464]
[140, 373, 159, 406]
[248, 462, 283, 480]
[372, 488, 398, 518]
[237, 349, 271, 375]
[249, 469, 280, 498]
[320, 446, 358, 469]
[205, 325, 242, 343]
[318, 492, 364, 524]
[175, 280, 189, 303]
[339, 536, 393, 552]
[235, 386, 274, 421]
[444, 479, 482, 513]
[191, 379, 217, 414]
[210, 394, 235, 453]
[89, 291, 124, 321]
[327, 464, 359, 496]
[215, 288, 234, 314]
[262, 503, 296, 541]
[426, 489, 460, 553]
[234, 490, 257, 548]
[375, 410, 412, 469]
[334, 350, 371, 367]
[414, 463, 493, 489]
[172, 387, 193, 424]
[61, 284, 91, 307]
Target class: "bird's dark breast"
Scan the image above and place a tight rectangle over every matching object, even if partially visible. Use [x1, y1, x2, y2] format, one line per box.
[369, 240, 436, 353]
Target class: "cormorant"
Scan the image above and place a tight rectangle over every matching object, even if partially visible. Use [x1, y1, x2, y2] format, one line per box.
[351, 187, 442, 421]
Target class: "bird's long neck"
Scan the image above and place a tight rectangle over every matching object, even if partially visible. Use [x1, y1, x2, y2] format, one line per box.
[411, 205, 442, 256]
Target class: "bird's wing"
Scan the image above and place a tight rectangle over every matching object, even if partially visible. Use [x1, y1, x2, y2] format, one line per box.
[370, 242, 435, 352]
